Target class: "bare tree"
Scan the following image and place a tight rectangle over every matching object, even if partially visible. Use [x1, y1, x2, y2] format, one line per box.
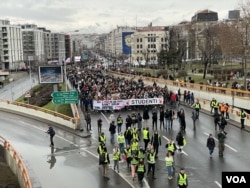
[197, 24, 220, 79]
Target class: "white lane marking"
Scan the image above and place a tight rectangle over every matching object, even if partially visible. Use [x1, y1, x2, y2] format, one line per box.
[20, 121, 79, 147]
[214, 181, 222, 187]
[81, 148, 142, 188]
[162, 136, 188, 156]
[203, 132, 237, 152]
[101, 112, 110, 123]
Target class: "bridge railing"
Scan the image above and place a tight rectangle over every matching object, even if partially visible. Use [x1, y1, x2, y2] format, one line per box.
[0, 136, 32, 188]
[0, 99, 80, 130]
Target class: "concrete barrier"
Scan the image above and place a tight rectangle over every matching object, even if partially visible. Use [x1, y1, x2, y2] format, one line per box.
[0, 136, 32, 188]
[0, 99, 80, 130]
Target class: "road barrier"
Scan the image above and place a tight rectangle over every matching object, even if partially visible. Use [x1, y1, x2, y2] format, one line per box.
[0, 136, 32, 188]
[0, 99, 80, 130]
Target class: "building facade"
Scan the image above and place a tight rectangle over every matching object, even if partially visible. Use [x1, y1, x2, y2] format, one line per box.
[0, 20, 24, 71]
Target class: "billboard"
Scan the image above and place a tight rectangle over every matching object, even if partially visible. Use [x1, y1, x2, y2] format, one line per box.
[38, 66, 63, 84]
[122, 32, 134, 54]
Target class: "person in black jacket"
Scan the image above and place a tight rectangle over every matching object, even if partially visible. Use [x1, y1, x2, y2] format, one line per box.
[152, 108, 158, 130]
[46, 126, 55, 147]
[176, 131, 184, 153]
[213, 112, 220, 131]
[159, 107, 165, 129]
[206, 134, 215, 158]
[143, 107, 150, 127]
[109, 121, 116, 144]
[151, 131, 161, 158]
[219, 116, 227, 135]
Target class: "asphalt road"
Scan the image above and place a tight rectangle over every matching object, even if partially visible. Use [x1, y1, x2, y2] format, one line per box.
[1, 73, 250, 188]
[84, 104, 250, 188]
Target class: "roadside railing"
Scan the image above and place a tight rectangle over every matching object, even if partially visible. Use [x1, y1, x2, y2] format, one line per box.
[0, 136, 32, 188]
[0, 99, 80, 129]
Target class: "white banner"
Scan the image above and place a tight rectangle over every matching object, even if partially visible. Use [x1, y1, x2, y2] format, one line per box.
[93, 100, 127, 110]
[127, 98, 164, 106]
[93, 98, 164, 110]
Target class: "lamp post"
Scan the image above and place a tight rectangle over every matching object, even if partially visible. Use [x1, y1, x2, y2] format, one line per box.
[28, 56, 33, 83]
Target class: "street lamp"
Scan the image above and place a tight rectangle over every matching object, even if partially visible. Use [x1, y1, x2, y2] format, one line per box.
[28, 56, 33, 83]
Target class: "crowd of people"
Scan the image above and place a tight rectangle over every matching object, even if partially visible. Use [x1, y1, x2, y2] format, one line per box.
[65, 65, 247, 187]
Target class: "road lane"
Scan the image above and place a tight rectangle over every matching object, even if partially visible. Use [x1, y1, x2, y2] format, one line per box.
[0, 111, 133, 188]
[87, 104, 250, 188]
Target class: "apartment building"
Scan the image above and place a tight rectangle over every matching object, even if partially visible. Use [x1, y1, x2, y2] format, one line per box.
[21, 24, 45, 69]
[0, 20, 24, 71]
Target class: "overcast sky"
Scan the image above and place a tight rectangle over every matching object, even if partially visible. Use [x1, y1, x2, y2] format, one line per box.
[0, 0, 243, 34]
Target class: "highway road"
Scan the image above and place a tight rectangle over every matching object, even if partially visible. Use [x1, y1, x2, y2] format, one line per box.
[1, 74, 250, 188]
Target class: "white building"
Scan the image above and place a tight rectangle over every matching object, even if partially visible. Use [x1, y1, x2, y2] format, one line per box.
[131, 26, 169, 65]
[0, 20, 24, 71]
[21, 24, 45, 66]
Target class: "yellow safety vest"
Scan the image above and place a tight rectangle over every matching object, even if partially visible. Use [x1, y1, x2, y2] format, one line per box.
[137, 164, 145, 172]
[143, 130, 149, 140]
[165, 156, 173, 166]
[113, 151, 120, 160]
[148, 153, 156, 164]
[178, 173, 187, 186]
[100, 135, 106, 142]
[168, 143, 175, 152]
[118, 135, 125, 143]
[131, 142, 138, 151]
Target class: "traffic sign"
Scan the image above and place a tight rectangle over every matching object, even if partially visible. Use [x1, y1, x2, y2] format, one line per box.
[52, 98, 78, 104]
[52, 90, 78, 99]
[51, 90, 78, 104]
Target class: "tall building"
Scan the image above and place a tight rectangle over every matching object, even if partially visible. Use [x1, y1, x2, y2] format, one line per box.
[21, 24, 45, 67]
[191, 9, 218, 22]
[228, 10, 240, 20]
[51, 33, 66, 64]
[0, 20, 24, 71]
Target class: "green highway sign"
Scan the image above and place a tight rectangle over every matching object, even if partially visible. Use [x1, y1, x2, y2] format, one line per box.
[51, 90, 79, 104]
[52, 90, 78, 98]
[52, 98, 78, 104]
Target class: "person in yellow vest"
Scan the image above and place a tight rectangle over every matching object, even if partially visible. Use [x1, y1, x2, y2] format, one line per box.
[212, 99, 219, 115]
[97, 142, 106, 166]
[132, 129, 140, 142]
[165, 151, 174, 180]
[117, 132, 125, 154]
[136, 158, 146, 187]
[130, 151, 139, 181]
[102, 150, 110, 180]
[131, 139, 139, 153]
[124, 145, 132, 170]
[147, 149, 156, 179]
[192, 100, 201, 119]
[143, 127, 150, 151]
[177, 168, 188, 188]
[113, 146, 121, 173]
[98, 132, 106, 144]
[240, 109, 246, 129]
[165, 138, 177, 156]
[138, 146, 145, 160]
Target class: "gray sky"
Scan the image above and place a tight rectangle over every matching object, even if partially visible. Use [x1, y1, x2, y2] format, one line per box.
[0, 0, 241, 34]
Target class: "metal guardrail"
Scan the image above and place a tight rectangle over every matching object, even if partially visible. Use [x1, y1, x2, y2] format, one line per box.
[0, 136, 32, 188]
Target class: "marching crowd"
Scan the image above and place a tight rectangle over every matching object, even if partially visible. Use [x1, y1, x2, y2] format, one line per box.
[96, 108, 189, 188]
[66, 66, 248, 188]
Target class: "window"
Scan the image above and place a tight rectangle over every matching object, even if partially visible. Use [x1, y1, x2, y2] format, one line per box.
[137, 38, 139, 42]
[140, 38, 142, 42]
[140, 44, 142, 48]
[137, 44, 139, 48]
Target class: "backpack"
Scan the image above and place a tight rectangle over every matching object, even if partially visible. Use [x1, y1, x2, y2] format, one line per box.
[100, 152, 106, 163]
